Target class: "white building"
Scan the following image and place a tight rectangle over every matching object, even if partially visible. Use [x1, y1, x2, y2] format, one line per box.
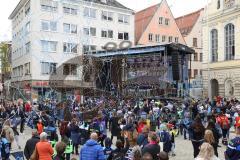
[9, 0, 134, 100]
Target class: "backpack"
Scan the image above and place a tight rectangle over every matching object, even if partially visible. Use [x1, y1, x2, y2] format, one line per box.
[0, 138, 10, 159]
[221, 117, 229, 129]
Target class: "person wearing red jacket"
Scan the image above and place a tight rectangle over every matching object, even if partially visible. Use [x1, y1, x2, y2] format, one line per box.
[25, 101, 31, 112]
[218, 112, 230, 145]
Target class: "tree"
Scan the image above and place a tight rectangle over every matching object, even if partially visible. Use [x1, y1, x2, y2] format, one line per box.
[0, 42, 11, 97]
[0, 42, 10, 74]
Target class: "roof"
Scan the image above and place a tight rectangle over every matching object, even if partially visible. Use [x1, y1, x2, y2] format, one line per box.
[84, 0, 133, 11]
[175, 8, 204, 36]
[9, 0, 133, 19]
[135, 3, 160, 44]
[93, 43, 194, 58]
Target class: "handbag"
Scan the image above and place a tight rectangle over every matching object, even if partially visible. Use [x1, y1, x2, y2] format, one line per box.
[30, 146, 39, 160]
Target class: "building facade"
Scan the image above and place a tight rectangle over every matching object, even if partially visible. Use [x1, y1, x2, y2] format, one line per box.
[9, 0, 134, 101]
[176, 9, 204, 98]
[202, 0, 240, 99]
[135, 0, 185, 46]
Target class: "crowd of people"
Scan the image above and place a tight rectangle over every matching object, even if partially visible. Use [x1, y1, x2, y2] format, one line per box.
[1, 96, 240, 160]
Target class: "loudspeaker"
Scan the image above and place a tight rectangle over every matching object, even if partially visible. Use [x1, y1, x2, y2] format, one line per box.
[172, 51, 180, 81]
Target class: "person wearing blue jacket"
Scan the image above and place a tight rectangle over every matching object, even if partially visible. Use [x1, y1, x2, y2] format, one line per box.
[80, 132, 105, 160]
[225, 126, 240, 160]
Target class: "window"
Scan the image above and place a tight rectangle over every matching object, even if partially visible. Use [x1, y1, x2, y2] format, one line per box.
[211, 29, 218, 62]
[102, 11, 113, 21]
[217, 0, 221, 9]
[225, 23, 235, 60]
[41, 40, 57, 52]
[159, 17, 163, 24]
[118, 14, 130, 24]
[194, 53, 198, 61]
[194, 69, 198, 78]
[118, 32, 129, 40]
[188, 69, 191, 78]
[41, 20, 57, 32]
[83, 7, 96, 18]
[200, 70, 203, 76]
[25, 1, 30, 16]
[63, 7, 77, 15]
[63, 23, 77, 34]
[200, 53, 203, 62]
[26, 22, 30, 34]
[149, 33, 153, 42]
[41, 62, 57, 75]
[168, 36, 173, 42]
[83, 27, 96, 36]
[63, 64, 77, 75]
[101, 30, 113, 38]
[83, 45, 96, 53]
[165, 18, 169, 25]
[155, 34, 160, 43]
[193, 38, 198, 47]
[63, 43, 78, 53]
[162, 35, 166, 42]
[41, 0, 58, 12]
[24, 62, 30, 75]
[175, 37, 179, 43]
[25, 42, 31, 54]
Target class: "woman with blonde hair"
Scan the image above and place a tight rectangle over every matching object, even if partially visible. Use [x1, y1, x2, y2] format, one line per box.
[195, 142, 220, 160]
[204, 130, 218, 156]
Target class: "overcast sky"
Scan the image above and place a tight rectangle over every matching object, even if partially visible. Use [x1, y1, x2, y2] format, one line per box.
[0, 0, 208, 41]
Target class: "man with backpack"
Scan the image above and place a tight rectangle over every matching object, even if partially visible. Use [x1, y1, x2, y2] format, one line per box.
[0, 130, 11, 160]
[219, 112, 230, 145]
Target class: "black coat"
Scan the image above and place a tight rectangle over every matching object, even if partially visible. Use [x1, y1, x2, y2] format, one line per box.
[24, 136, 40, 160]
[110, 117, 121, 136]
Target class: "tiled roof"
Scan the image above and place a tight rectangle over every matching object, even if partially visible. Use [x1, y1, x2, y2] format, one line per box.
[135, 3, 160, 44]
[175, 8, 204, 36]
[83, 0, 133, 11]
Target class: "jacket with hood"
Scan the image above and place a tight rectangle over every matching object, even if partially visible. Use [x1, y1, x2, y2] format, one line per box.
[80, 139, 105, 160]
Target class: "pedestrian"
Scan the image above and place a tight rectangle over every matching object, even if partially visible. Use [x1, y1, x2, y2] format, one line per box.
[107, 140, 125, 160]
[3, 120, 14, 149]
[225, 125, 240, 160]
[195, 142, 220, 160]
[53, 142, 66, 160]
[141, 152, 153, 160]
[109, 112, 121, 142]
[159, 151, 169, 160]
[103, 137, 112, 159]
[137, 126, 150, 148]
[80, 132, 105, 160]
[159, 124, 172, 154]
[24, 130, 40, 160]
[36, 132, 54, 160]
[189, 116, 205, 158]
[142, 132, 160, 159]
[124, 131, 142, 160]
[36, 119, 44, 135]
[69, 118, 80, 155]
[204, 129, 218, 157]
[218, 112, 230, 145]
[0, 129, 11, 160]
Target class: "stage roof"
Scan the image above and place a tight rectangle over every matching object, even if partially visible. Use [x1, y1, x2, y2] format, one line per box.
[92, 43, 194, 58]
